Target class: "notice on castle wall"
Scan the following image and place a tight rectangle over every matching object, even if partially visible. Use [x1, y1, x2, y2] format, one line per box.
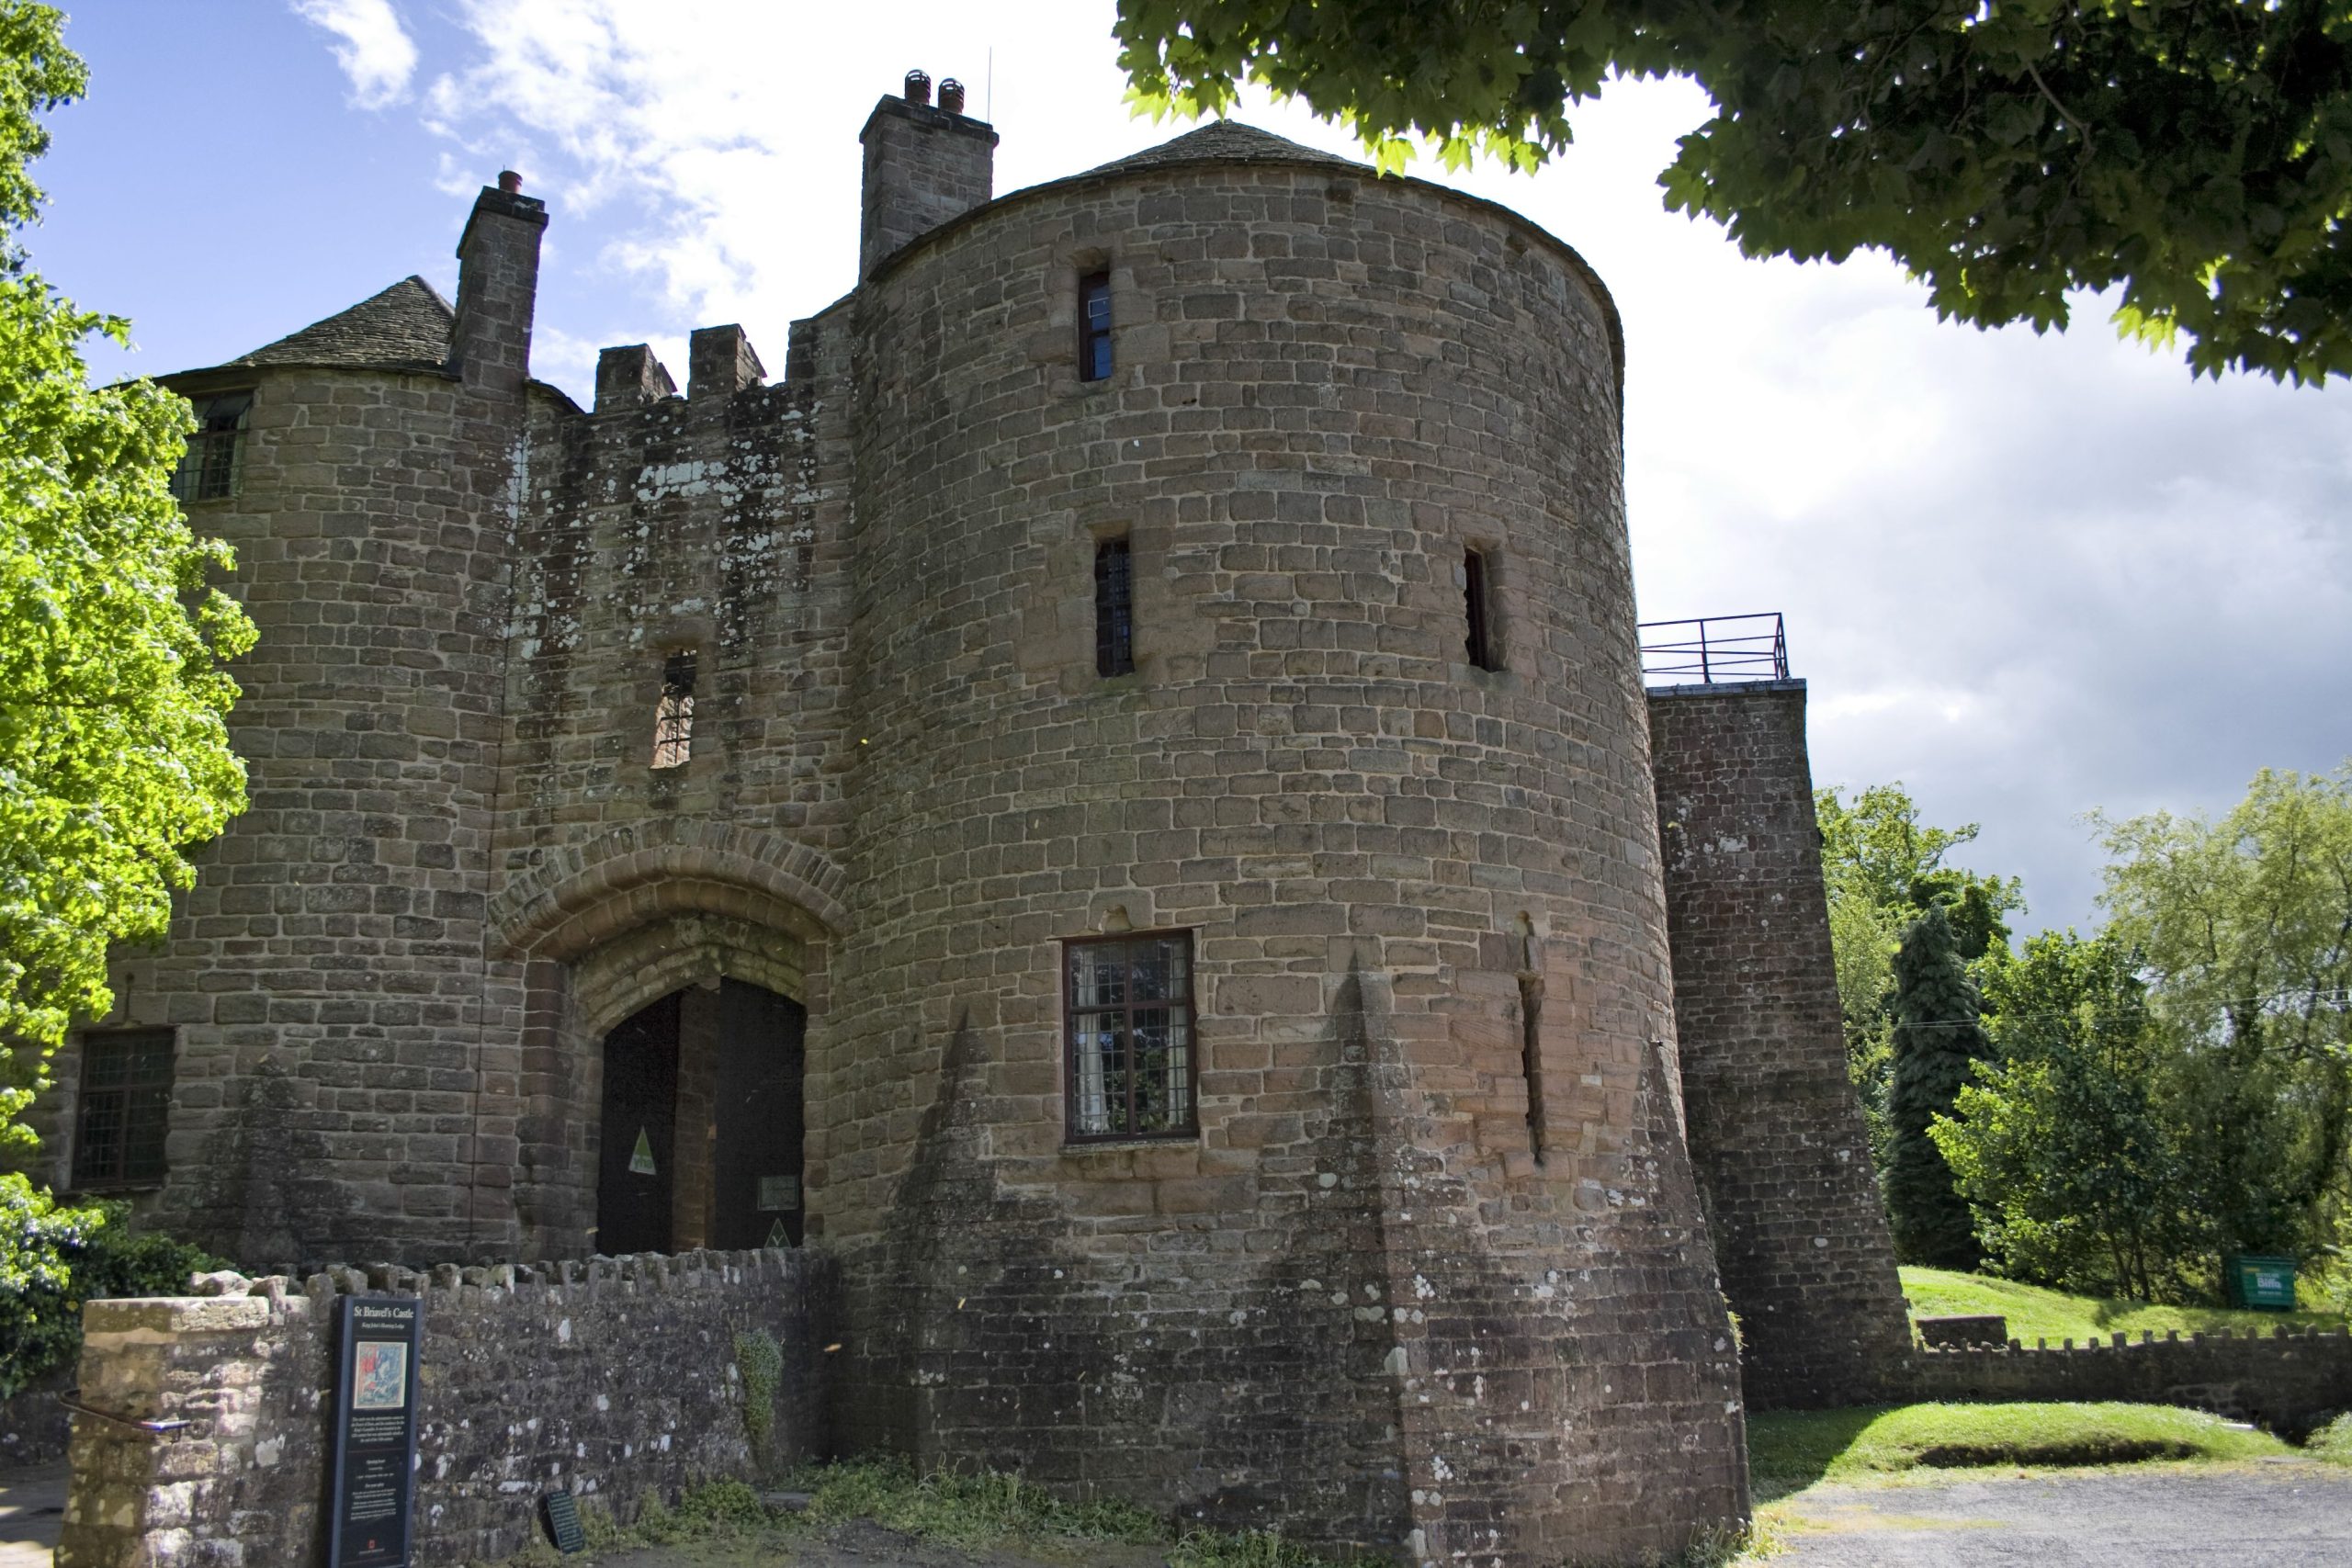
[331, 1295, 423, 1568]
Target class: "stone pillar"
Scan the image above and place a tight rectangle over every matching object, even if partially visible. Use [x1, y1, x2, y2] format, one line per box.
[1648, 679, 1912, 1408]
[56, 1294, 312, 1568]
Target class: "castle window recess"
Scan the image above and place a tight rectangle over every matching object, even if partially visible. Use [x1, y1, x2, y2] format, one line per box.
[1066, 932, 1196, 1141]
[1464, 547, 1501, 671]
[651, 649, 697, 769]
[1095, 536, 1135, 675]
[169, 391, 252, 503]
[73, 1029, 175, 1190]
[1078, 269, 1113, 381]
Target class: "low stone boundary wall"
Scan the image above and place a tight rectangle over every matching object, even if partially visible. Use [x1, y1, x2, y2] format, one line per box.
[1897, 1325, 2352, 1437]
[55, 1247, 833, 1567]
[0, 1368, 71, 1465]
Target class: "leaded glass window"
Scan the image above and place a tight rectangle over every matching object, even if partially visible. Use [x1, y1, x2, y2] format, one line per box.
[1066, 933, 1194, 1140]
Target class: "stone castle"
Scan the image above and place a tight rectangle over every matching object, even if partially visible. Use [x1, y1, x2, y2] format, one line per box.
[25, 75, 1910, 1565]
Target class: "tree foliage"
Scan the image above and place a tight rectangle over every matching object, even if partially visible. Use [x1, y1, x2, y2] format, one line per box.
[1887, 903, 1992, 1269]
[1934, 931, 2189, 1301]
[1815, 782, 2021, 1166]
[2093, 765, 2352, 1256]
[0, 1171, 223, 1394]
[0, 2, 254, 1147]
[1114, 1, 2352, 383]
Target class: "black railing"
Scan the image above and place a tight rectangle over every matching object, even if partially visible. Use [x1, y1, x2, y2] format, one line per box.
[1637, 613, 1789, 684]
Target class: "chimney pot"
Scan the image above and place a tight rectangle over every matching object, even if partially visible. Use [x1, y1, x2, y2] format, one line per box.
[498, 169, 523, 195]
[938, 78, 966, 116]
[903, 69, 932, 106]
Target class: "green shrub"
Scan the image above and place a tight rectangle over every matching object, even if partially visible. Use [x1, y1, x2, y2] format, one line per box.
[0, 1174, 223, 1394]
[2310, 1412, 2352, 1466]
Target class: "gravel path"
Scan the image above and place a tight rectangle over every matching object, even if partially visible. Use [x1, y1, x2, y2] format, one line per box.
[1771, 1460, 2352, 1566]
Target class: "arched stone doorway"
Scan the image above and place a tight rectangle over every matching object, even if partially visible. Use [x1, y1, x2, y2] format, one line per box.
[596, 977, 807, 1254]
[483, 822, 844, 1258]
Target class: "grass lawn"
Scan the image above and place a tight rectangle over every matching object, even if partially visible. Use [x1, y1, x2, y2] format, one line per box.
[1747, 1401, 2294, 1504]
[1899, 1266, 2346, 1344]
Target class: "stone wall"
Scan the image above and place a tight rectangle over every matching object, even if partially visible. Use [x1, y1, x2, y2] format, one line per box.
[0, 1368, 70, 1466]
[1648, 681, 1913, 1409]
[1898, 1327, 2352, 1438]
[54, 1247, 831, 1568]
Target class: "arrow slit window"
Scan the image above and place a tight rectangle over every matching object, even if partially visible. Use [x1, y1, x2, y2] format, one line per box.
[1095, 536, 1135, 676]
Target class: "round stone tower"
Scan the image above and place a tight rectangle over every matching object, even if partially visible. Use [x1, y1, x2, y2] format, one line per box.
[817, 124, 1747, 1566]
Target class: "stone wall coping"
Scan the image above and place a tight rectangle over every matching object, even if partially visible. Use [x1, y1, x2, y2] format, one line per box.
[1914, 1323, 2351, 1356]
[81, 1296, 274, 1337]
[1645, 679, 1809, 701]
[169, 1246, 805, 1313]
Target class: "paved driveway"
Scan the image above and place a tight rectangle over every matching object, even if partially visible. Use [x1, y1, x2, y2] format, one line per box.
[1771, 1461, 2352, 1566]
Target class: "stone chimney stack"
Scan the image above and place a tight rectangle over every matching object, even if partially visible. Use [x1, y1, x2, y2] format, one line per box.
[450, 171, 549, 397]
[858, 69, 998, 280]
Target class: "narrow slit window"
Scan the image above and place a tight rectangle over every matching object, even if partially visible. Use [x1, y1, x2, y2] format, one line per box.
[169, 391, 253, 503]
[73, 1029, 175, 1189]
[652, 649, 696, 769]
[1518, 976, 1546, 1163]
[1066, 932, 1196, 1141]
[1095, 536, 1135, 676]
[1078, 269, 1113, 382]
[1464, 547, 1500, 671]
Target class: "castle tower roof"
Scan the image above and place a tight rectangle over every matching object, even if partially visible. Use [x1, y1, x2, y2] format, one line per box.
[223, 274, 457, 373]
[1085, 119, 1363, 176]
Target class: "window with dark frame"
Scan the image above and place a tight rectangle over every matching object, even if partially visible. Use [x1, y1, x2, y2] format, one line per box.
[169, 391, 254, 503]
[651, 649, 697, 769]
[1464, 547, 1501, 671]
[1066, 933, 1195, 1141]
[1078, 269, 1113, 382]
[73, 1029, 175, 1189]
[1094, 536, 1135, 676]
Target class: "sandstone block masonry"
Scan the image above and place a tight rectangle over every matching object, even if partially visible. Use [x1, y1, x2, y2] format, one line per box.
[14, 71, 1920, 1565]
[55, 1248, 830, 1568]
[1650, 682, 1913, 1407]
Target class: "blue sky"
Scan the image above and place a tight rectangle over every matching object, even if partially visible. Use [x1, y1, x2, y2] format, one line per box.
[37, 1, 2352, 932]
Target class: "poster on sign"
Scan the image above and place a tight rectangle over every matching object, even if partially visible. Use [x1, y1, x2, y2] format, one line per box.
[329, 1295, 423, 1568]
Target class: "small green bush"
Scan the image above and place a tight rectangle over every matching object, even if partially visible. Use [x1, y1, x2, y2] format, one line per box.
[2310, 1412, 2352, 1467]
[0, 1174, 223, 1395]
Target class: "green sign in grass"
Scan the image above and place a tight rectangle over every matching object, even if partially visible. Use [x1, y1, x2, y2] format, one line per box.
[2225, 1255, 2299, 1311]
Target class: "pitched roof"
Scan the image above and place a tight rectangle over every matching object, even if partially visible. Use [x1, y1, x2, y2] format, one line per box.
[1087, 120, 1364, 178]
[227, 275, 455, 372]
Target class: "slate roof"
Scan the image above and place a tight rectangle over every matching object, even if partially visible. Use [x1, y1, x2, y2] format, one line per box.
[226, 275, 456, 373]
[1087, 121, 1364, 177]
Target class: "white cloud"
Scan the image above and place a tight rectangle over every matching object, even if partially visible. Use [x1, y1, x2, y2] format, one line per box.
[291, 0, 420, 109]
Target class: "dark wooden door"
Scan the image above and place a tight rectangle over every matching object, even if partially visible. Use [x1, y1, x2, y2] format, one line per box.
[710, 981, 806, 1248]
[596, 991, 680, 1255]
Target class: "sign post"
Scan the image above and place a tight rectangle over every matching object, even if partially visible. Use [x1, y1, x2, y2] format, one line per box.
[329, 1295, 423, 1568]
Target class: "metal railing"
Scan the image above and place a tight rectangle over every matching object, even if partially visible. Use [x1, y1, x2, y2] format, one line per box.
[1637, 612, 1789, 684]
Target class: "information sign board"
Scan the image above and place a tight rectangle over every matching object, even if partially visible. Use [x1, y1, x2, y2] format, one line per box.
[329, 1295, 423, 1568]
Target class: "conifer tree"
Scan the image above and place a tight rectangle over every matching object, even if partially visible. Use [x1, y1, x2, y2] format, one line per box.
[1886, 904, 1991, 1269]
